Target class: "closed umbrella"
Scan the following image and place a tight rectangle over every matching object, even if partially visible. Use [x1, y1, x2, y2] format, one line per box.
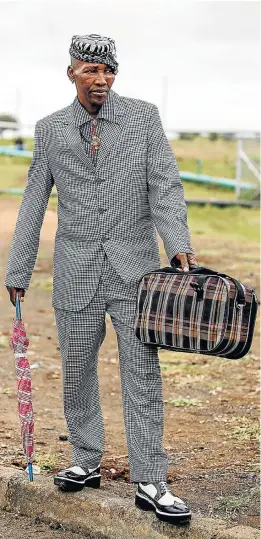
[9, 293, 34, 481]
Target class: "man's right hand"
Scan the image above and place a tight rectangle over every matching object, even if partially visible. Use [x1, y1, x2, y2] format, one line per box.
[6, 287, 25, 307]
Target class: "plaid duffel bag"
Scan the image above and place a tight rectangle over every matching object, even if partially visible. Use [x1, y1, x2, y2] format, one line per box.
[134, 265, 258, 359]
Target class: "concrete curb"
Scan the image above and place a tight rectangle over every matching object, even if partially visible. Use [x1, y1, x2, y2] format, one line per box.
[0, 467, 259, 539]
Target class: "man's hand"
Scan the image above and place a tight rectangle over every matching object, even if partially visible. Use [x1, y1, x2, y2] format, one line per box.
[171, 253, 199, 272]
[6, 287, 25, 307]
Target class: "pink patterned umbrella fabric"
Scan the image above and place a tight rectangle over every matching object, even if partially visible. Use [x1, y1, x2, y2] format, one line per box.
[9, 296, 34, 480]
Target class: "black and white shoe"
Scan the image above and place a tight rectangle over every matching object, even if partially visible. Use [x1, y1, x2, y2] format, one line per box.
[135, 481, 191, 523]
[54, 465, 101, 492]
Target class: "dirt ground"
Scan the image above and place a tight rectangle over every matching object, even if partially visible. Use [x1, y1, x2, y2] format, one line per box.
[0, 198, 260, 530]
[0, 510, 97, 539]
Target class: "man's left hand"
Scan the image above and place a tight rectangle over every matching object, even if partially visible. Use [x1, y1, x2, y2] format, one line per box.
[171, 253, 199, 272]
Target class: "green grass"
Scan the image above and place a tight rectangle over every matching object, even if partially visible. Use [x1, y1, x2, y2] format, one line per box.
[1, 135, 260, 178]
[2, 135, 241, 177]
[164, 396, 203, 407]
[183, 182, 236, 200]
[0, 138, 259, 240]
[0, 160, 29, 188]
[179, 157, 236, 178]
[0, 185, 259, 249]
[188, 205, 260, 242]
[229, 417, 260, 442]
[31, 277, 53, 291]
[214, 486, 260, 518]
[0, 335, 9, 348]
[34, 452, 59, 471]
[1, 135, 259, 202]
[0, 387, 13, 395]
[170, 136, 238, 178]
[0, 156, 240, 201]
[0, 137, 34, 151]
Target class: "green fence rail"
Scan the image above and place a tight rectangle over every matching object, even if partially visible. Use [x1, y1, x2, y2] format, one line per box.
[0, 146, 253, 191]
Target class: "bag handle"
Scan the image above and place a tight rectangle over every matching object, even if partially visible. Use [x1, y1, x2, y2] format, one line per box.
[160, 265, 246, 306]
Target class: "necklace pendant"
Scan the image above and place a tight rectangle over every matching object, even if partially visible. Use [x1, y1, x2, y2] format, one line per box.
[92, 134, 100, 151]
[91, 118, 100, 152]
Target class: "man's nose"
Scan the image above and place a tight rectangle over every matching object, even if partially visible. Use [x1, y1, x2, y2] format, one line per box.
[94, 71, 107, 85]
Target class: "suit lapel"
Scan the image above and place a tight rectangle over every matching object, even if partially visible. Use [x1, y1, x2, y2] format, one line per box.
[61, 91, 126, 174]
[95, 120, 122, 171]
[96, 90, 126, 171]
[61, 105, 95, 174]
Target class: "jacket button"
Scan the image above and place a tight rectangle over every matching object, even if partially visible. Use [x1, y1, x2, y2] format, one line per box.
[101, 235, 109, 242]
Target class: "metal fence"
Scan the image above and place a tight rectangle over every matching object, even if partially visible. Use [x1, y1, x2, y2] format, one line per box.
[1, 121, 260, 202]
[236, 136, 260, 200]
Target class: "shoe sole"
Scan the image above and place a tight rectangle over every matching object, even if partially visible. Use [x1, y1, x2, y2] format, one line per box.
[54, 474, 101, 492]
[135, 492, 192, 523]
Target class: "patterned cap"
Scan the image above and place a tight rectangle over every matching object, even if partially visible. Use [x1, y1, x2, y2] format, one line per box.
[69, 33, 118, 72]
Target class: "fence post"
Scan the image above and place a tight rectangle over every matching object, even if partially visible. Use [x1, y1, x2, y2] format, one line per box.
[236, 138, 242, 199]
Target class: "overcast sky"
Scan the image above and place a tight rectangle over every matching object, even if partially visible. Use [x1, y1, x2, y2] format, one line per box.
[0, 0, 260, 133]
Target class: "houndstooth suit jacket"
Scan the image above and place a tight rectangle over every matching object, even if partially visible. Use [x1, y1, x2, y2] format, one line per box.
[5, 89, 193, 311]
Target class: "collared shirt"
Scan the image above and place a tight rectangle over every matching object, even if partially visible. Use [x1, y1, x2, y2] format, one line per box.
[73, 93, 116, 167]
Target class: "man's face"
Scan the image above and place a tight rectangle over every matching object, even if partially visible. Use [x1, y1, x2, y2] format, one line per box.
[67, 59, 116, 106]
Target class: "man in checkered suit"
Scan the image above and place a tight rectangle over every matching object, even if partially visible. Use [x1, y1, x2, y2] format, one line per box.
[5, 34, 197, 523]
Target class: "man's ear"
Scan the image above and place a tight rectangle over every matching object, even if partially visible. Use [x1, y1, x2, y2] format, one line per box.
[67, 65, 74, 83]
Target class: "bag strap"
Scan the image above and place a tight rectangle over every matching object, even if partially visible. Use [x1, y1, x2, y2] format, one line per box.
[160, 265, 246, 306]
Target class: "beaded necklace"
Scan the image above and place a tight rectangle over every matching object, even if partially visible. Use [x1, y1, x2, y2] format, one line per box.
[90, 118, 101, 155]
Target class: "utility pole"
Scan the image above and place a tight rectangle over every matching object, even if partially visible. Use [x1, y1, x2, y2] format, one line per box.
[15, 88, 22, 136]
[235, 138, 242, 200]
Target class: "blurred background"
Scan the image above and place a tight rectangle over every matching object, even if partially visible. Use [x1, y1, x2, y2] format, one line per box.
[0, 0, 260, 202]
[0, 1, 260, 533]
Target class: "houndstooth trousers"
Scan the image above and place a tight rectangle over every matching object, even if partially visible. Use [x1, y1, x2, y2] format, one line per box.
[54, 252, 168, 483]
